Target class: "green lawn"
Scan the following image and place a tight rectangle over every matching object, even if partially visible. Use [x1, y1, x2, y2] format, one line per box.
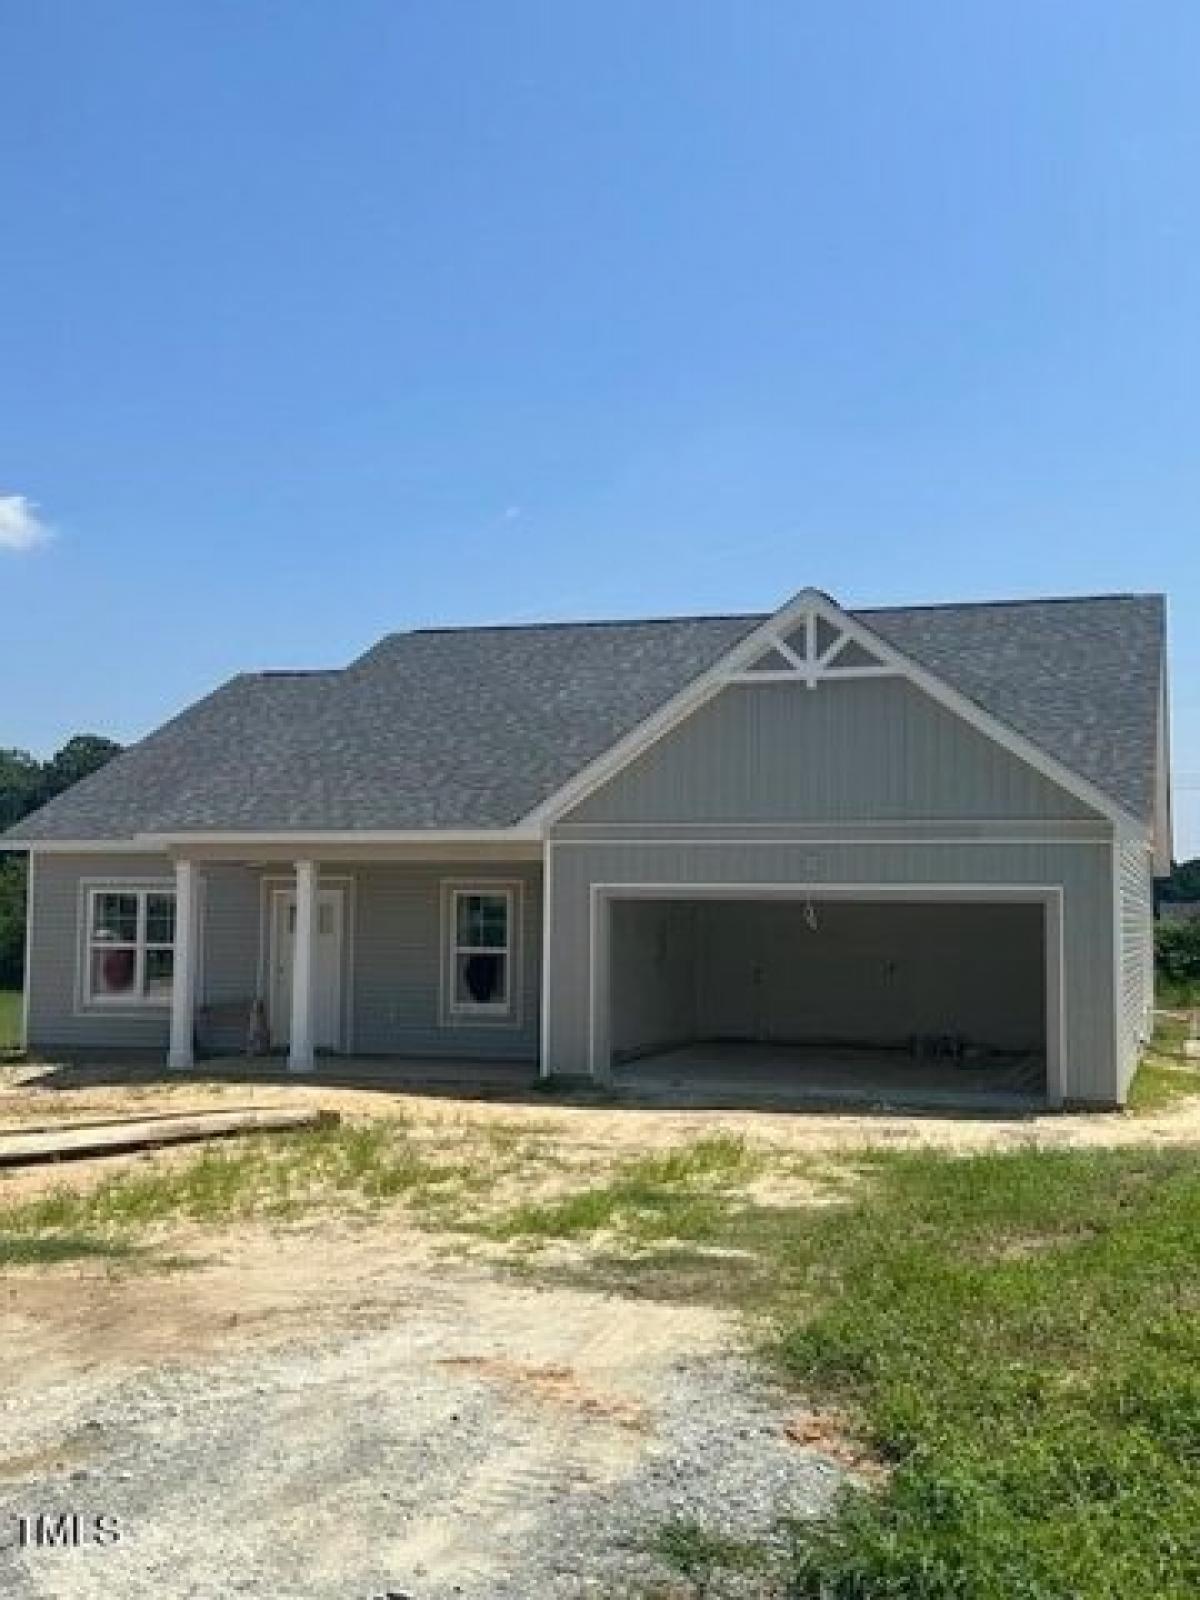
[482, 1142, 1200, 1599]
[0, 989, 21, 1051]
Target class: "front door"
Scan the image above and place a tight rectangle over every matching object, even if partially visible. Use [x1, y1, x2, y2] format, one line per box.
[270, 888, 345, 1050]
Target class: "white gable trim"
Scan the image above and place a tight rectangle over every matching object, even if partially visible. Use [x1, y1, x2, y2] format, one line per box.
[730, 606, 896, 687]
[521, 587, 1147, 834]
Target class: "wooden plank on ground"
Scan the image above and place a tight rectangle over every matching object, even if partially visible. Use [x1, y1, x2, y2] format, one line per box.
[0, 1107, 337, 1169]
[0, 1104, 293, 1139]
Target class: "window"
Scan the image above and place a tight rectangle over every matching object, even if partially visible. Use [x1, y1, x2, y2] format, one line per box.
[445, 886, 516, 1019]
[85, 887, 176, 1006]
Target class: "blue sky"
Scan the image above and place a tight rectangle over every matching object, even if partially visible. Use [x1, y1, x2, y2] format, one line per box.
[2, 2, 1197, 853]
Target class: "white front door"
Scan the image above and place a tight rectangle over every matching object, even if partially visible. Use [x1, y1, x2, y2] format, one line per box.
[270, 888, 345, 1051]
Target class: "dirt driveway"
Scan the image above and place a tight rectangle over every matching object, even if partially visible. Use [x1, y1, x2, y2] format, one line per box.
[0, 1221, 837, 1600]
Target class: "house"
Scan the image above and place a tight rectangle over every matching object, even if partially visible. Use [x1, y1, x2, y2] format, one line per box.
[4, 588, 1170, 1108]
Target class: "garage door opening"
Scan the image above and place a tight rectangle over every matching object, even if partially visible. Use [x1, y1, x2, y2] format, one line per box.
[600, 893, 1053, 1109]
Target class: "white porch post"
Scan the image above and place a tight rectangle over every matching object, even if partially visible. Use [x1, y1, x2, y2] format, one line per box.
[288, 859, 318, 1073]
[168, 858, 199, 1071]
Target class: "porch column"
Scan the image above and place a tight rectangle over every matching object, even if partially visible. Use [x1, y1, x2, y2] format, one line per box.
[168, 858, 199, 1071]
[288, 859, 318, 1073]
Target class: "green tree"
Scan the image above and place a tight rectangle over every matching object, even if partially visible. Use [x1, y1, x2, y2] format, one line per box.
[1159, 856, 1200, 904]
[1156, 918, 1200, 988]
[39, 734, 123, 802]
[0, 734, 123, 989]
[0, 858, 26, 989]
[0, 749, 43, 830]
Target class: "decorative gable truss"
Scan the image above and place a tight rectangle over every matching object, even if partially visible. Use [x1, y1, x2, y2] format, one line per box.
[731, 606, 895, 688]
[527, 587, 1145, 834]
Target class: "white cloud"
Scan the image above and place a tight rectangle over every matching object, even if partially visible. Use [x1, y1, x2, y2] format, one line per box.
[0, 493, 53, 552]
[502, 504, 522, 522]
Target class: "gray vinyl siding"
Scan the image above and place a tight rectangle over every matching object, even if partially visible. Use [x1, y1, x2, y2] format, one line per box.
[353, 861, 541, 1059]
[25, 852, 176, 1051]
[27, 854, 541, 1063]
[1116, 839, 1154, 1096]
[544, 840, 1118, 1105]
[565, 679, 1098, 825]
[196, 864, 263, 1052]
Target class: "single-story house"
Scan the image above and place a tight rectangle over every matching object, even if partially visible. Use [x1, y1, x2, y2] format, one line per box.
[4, 588, 1170, 1108]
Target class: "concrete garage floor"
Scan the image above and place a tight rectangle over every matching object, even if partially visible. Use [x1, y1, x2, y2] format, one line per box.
[613, 1040, 1047, 1113]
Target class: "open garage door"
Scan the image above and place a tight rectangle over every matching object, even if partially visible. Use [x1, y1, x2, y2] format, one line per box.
[601, 892, 1053, 1109]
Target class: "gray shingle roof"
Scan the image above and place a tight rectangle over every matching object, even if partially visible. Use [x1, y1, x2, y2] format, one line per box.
[5, 593, 1164, 840]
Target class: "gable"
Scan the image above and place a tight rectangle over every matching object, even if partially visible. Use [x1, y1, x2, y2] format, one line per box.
[4, 591, 1160, 844]
[560, 674, 1101, 827]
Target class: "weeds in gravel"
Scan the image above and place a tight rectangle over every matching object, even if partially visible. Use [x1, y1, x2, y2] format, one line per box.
[645, 1518, 782, 1594]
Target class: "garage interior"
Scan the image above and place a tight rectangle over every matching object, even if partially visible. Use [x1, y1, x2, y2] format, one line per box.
[607, 896, 1048, 1109]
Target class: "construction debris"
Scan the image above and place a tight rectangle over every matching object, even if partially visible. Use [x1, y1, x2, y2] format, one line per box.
[0, 1106, 337, 1169]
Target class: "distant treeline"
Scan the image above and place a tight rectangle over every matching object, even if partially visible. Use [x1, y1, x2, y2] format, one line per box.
[0, 736, 123, 988]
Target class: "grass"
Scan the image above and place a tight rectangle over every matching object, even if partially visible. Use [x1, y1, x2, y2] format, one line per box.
[1125, 1015, 1200, 1112]
[0, 1231, 141, 1268]
[0, 989, 21, 1052]
[477, 1133, 760, 1245]
[1127, 1058, 1200, 1113]
[772, 1148, 1200, 1598]
[1151, 1010, 1197, 1055]
[645, 1519, 780, 1591]
[485, 1141, 1200, 1600]
[0, 1119, 480, 1248]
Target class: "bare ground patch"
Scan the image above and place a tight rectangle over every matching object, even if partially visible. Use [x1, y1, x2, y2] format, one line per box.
[0, 1217, 835, 1599]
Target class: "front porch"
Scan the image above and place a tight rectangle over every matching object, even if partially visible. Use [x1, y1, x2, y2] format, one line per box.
[159, 850, 544, 1076]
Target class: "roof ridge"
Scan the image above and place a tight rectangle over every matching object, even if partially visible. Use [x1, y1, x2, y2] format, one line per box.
[379, 591, 1160, 641]
[249, 668, 343, 678]
[857, 592, 1162, 615]
[406, 613, 765, 636]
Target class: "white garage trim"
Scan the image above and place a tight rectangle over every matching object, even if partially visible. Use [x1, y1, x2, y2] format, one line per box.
[587, 882, 1065, 1107]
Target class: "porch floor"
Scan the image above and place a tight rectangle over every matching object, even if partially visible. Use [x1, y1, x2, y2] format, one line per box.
[612, 1041, 1047, 1112]
[194, 1053, 539, 1100]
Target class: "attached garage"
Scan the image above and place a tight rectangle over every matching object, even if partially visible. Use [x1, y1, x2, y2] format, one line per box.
[597, 888, 1061, 1108]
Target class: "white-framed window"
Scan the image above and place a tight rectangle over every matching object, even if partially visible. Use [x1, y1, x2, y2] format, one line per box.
[441, 883, 520, 1023]
[84, 886, 177, 1007]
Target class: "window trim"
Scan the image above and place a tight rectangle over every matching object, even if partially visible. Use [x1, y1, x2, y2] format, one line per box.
[82, 884, 177, 1010]
[439, 879, 523, 1028]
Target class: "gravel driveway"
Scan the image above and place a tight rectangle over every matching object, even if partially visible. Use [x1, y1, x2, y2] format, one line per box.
[0, 1228, 841, 1599]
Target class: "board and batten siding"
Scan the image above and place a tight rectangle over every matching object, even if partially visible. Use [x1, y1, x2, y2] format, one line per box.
[544, 839, 1117, 1105]
[27, 854, 542, 1062]
[1116, 838, 1154, 1097]
[564, 678, 1099, 826]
